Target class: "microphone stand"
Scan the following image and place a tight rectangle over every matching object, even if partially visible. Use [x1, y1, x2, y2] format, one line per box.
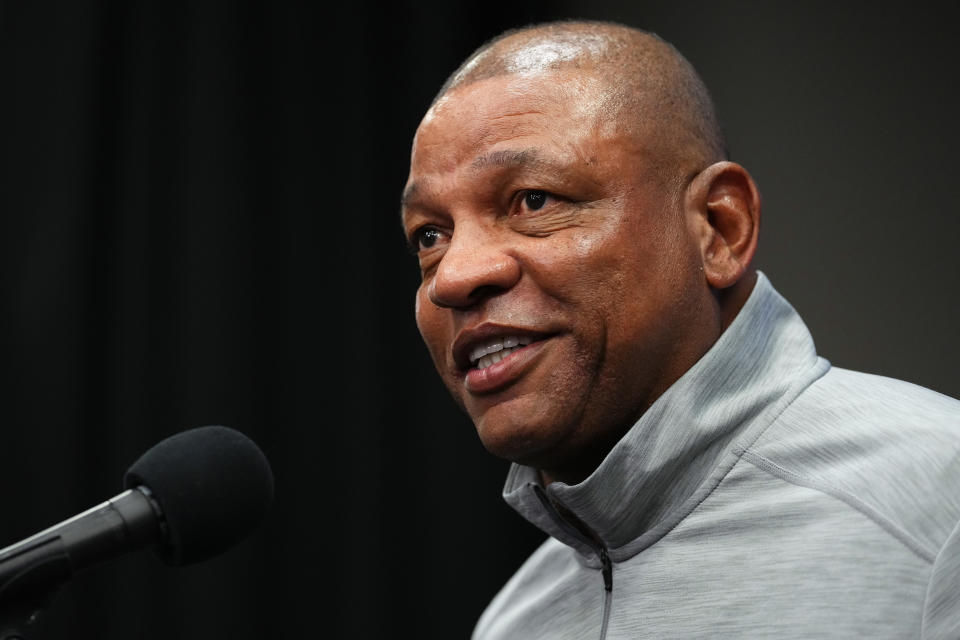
[0, 488, 162, 639]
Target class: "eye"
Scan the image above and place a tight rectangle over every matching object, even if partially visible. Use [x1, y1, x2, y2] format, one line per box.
[409, 226, 443, 253]
[418, 227, 441, 248]
[522, 190, 549, 211]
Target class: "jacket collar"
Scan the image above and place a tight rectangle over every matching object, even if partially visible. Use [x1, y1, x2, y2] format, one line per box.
[502, 272, 829, 563]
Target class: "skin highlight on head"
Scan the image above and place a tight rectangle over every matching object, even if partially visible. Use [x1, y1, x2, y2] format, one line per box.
[403, 21, 761, 485]
[431, 21, 728, 190]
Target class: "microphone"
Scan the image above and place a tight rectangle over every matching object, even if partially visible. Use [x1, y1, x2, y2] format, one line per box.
[0, 425, 274, 627]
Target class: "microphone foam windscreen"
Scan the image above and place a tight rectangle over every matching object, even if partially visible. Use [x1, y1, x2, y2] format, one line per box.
[123, 425, 274, 566]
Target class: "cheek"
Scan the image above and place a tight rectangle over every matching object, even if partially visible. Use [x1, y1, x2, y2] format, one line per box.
[413, 288, 425, 332]
[527, 227, 636, 307]
[414, 288, 445, 359]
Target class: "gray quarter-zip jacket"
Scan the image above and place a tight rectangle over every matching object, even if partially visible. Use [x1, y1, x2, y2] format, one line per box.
[474, 272, 960, 639]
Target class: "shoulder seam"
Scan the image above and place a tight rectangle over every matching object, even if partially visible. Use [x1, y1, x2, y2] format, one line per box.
[741, 450, 936, 564]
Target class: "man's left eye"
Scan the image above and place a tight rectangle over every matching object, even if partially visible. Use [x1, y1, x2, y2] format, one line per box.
[522, 190, 549, 211]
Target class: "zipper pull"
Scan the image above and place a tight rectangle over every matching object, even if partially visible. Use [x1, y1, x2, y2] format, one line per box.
[599, 546, 612, 592]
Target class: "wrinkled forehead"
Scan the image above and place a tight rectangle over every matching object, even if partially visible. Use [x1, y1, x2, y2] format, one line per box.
[403, 70, 652, 213]
[417, 68, 627, 150]
[406, 27, 716, 204]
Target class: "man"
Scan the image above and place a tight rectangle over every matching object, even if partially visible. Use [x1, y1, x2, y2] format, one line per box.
[401, 20, 960, 639]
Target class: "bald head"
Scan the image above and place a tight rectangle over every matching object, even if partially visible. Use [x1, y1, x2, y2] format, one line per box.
[432, 21, 727, 181]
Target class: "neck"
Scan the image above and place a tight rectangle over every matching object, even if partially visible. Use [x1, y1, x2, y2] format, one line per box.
[538, 269, 759, 488]
[718, 269, 757, 331]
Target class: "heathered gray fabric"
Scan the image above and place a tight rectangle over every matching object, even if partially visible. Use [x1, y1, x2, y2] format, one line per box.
[473, 272, 960, 639]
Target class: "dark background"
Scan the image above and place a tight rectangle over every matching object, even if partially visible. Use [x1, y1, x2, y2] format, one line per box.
[1, 1, 958, 638]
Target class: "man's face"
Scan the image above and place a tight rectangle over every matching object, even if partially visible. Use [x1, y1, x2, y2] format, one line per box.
[402, 70, 714, 479]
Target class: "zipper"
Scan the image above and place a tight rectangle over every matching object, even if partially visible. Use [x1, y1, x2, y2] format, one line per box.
[599, 546, 612, 592]
[599, 546, 612, 640]
[533, 485, 613, 639]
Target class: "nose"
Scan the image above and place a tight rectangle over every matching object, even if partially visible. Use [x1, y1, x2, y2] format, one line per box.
[427, 224, 520, 309]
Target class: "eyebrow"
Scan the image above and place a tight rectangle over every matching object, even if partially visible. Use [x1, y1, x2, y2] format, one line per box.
[470, 147, 548, 171]
[400, 147, 556, 213]
[400, 182, 419, 209]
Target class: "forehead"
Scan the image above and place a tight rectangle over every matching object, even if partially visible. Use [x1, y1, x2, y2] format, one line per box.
[432, 71, 613, 134]
[406, 71, 627, 192]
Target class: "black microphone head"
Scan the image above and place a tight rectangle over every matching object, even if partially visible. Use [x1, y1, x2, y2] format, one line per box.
[123, 425, 274, 566]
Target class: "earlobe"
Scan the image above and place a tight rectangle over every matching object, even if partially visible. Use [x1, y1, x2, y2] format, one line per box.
[686, 161, 761, 289]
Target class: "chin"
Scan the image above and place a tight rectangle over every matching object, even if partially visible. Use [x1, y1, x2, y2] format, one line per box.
[473, 409, 573, 469]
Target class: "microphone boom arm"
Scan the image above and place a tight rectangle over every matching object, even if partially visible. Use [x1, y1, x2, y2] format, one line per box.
[0, 488, 164, 639]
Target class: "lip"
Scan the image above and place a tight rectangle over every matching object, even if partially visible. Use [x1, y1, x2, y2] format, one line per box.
[464, 339, 549, 394]
[452, 323, 552, 372]
[451, 322, 555, 395]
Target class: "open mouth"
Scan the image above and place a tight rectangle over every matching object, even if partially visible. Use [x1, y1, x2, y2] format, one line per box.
[457, 330, 554, 395]
[469, 335, 534, 370]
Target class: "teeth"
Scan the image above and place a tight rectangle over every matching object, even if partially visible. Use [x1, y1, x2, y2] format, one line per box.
[470, 335, 535, 369]
[477, 347, 513, 370]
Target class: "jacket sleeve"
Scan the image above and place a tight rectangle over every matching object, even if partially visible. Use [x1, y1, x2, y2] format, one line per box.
[922, 516, 960, 639]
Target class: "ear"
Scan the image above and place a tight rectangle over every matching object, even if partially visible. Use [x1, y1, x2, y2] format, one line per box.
[684, 161, 761, 289]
